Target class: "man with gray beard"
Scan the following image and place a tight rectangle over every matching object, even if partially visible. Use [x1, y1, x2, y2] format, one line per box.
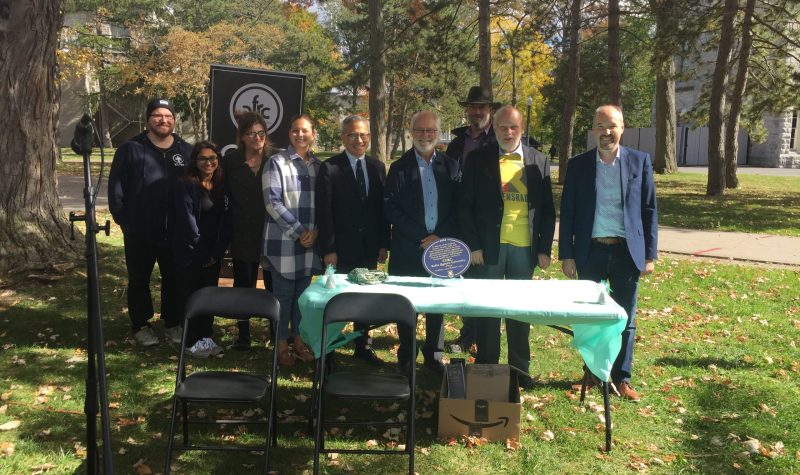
[385, 110, 460, 374]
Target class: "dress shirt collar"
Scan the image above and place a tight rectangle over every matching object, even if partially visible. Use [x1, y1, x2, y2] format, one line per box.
[345, 150, 365, 164]
[595, 148, 620, 165]
[415, 149, 437, 166]
[499, 141, 524, 160]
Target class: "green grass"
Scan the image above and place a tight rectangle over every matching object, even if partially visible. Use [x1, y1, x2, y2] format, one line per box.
[549, 172, 800, 237]
[1, 216, 798, 473]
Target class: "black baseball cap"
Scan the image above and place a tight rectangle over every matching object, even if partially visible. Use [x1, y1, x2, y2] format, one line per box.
[146, 98, 176, 118]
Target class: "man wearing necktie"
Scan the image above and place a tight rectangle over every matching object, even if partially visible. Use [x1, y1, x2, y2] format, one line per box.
[458, 105, 556, 390]
[316, 115, 391, 365]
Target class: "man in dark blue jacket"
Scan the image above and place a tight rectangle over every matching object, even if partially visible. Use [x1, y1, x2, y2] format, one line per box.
[385, 110, 460, 374]
[458, 105, 556, 390]
[559, 104, 658, 401]
[108, 98, 193, 347]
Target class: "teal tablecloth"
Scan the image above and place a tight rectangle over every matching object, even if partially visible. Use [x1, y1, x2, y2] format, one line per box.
[298, 275, 627, 382]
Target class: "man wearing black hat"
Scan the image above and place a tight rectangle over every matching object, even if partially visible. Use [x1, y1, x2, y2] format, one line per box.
[445, 86, 499, 352]
[109, 98, 193, 347]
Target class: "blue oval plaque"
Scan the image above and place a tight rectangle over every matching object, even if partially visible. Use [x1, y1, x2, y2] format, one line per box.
[422, 238, 472, 278]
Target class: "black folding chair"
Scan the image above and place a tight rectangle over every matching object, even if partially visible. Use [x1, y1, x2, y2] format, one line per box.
[164, 287, 280, 474]
[548, 324, 612, 452]
[312, 292, 417, 475]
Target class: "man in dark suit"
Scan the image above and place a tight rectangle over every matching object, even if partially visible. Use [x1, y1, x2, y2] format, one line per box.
[445, 86, 499, 351]
[559, 104, 658, 401]
[316, 115, 391, 365]
[384, 110, 460, 374]
[458, 105, 556, 389]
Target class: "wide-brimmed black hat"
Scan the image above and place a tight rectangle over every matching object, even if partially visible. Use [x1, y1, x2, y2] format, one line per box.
[457, 86, 501, 107]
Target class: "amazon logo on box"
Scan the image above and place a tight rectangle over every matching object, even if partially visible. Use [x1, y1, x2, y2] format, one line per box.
[438, 364, 521, 442]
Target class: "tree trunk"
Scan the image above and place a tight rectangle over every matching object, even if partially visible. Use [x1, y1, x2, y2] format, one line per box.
[478, 0, 492, 95]
[725, 0, 755, 189]
[368, 0, 387, 163]
[706, 0, 738, 196]
[653, 59, 678, 174]
[0, 0, 77, 274]
[652, 0, 678, 174]
[608, 0, 622, 105]
[385, 76, 395, 160]
[558, 0, 583, 184]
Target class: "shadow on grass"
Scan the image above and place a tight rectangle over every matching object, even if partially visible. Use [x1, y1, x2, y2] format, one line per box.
[679, 380, 797, 473]
[655, 356, 759, 371]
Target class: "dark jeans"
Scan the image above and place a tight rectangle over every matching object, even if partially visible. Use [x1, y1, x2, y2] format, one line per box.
[270, 271, 311, 340]
[231, 259, 272, 341]
[176, 261, 222, 346]
[123, 233, 179, 331]
[473, 244, 533, 375]
[338, 260, 376, 352]
[398, 313, 444, 365]
[577, 241, 640, 383]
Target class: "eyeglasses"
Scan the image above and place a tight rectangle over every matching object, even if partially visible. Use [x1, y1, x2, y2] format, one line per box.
[150, 114, 174, 121]
[244, 131, 267, 139]
[345, 133, 370, 141]
[412, 128, 439, 135]
[196, 156, 218, 163]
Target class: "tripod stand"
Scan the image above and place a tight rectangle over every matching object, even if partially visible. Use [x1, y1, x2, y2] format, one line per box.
[68, 113, 114, 474]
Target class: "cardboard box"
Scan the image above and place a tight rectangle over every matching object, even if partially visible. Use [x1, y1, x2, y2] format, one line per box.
[438, 364, 521, 442]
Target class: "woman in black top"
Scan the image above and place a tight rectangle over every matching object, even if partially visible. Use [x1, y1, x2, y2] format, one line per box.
[222, 111, 274, 350]
[173, 141, 230, 357]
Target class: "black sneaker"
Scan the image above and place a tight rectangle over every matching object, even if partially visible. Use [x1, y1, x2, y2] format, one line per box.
[354, 346, 384, 366]
[423, 359, 445, 374]
[230, 338, 251, 351]
[518, 375, 535, 391]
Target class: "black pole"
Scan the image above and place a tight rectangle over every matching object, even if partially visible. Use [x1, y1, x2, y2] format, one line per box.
[70, 113, 114, 474]
[525, 97, 532, 146]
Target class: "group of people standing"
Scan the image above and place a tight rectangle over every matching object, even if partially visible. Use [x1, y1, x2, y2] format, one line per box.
[109, 84, 657, 400]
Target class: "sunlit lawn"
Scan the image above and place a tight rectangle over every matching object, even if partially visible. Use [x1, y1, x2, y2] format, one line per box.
[1, 212, 798, 473]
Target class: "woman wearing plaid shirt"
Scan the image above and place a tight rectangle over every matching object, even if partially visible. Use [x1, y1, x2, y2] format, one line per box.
[262, 114, 321, 366]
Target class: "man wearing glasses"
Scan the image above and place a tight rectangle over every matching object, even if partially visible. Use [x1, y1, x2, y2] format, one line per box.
[316, 115, 390, 365]
[384, 110, 460, 374]
[109, 98, 193, 347]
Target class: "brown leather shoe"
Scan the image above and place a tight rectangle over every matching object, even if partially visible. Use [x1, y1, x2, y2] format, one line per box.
[615, 382, 640, 401]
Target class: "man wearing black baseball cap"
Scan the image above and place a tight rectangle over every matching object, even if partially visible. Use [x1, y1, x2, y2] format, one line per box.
[109, 98, 193, 347]
[445, 86, 500, 353]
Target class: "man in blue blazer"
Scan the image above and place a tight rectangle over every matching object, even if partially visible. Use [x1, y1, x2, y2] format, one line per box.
[559, 104, 658, 401]
[384, 110, 460, 374]
[459, 105, 556, 389]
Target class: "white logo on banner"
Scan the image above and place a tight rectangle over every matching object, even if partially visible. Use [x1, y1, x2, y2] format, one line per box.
[229, 83, 283, 134]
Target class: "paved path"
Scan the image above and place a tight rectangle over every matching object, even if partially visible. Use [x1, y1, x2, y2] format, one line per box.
[57, 172, 800, 268]
[59, 174, 108, 212]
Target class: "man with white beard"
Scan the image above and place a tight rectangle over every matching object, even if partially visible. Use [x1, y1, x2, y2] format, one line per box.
[384, 110, 460, 374]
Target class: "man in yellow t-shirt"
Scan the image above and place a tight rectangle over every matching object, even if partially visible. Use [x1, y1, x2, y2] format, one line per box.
[457, 105, 556, 390]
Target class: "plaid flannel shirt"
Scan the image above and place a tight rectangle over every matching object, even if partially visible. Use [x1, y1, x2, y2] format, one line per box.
[261, 146, 322, 279]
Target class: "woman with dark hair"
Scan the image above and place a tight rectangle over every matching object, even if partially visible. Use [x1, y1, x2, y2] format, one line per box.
[262, 114, 321, 366]
[222, 111, 274, 350]
[173, 141, 230, 357]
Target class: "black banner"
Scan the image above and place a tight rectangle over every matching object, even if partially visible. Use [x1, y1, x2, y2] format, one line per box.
[208, 64, 305, 153]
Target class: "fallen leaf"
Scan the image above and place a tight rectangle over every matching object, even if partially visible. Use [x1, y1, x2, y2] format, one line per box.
[505, 438, 521, 450]
[0, 420, 21, 431]
[541, 430, 555, 441]
[0, 442, 14, 457]
[742, 438, 761, 454]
